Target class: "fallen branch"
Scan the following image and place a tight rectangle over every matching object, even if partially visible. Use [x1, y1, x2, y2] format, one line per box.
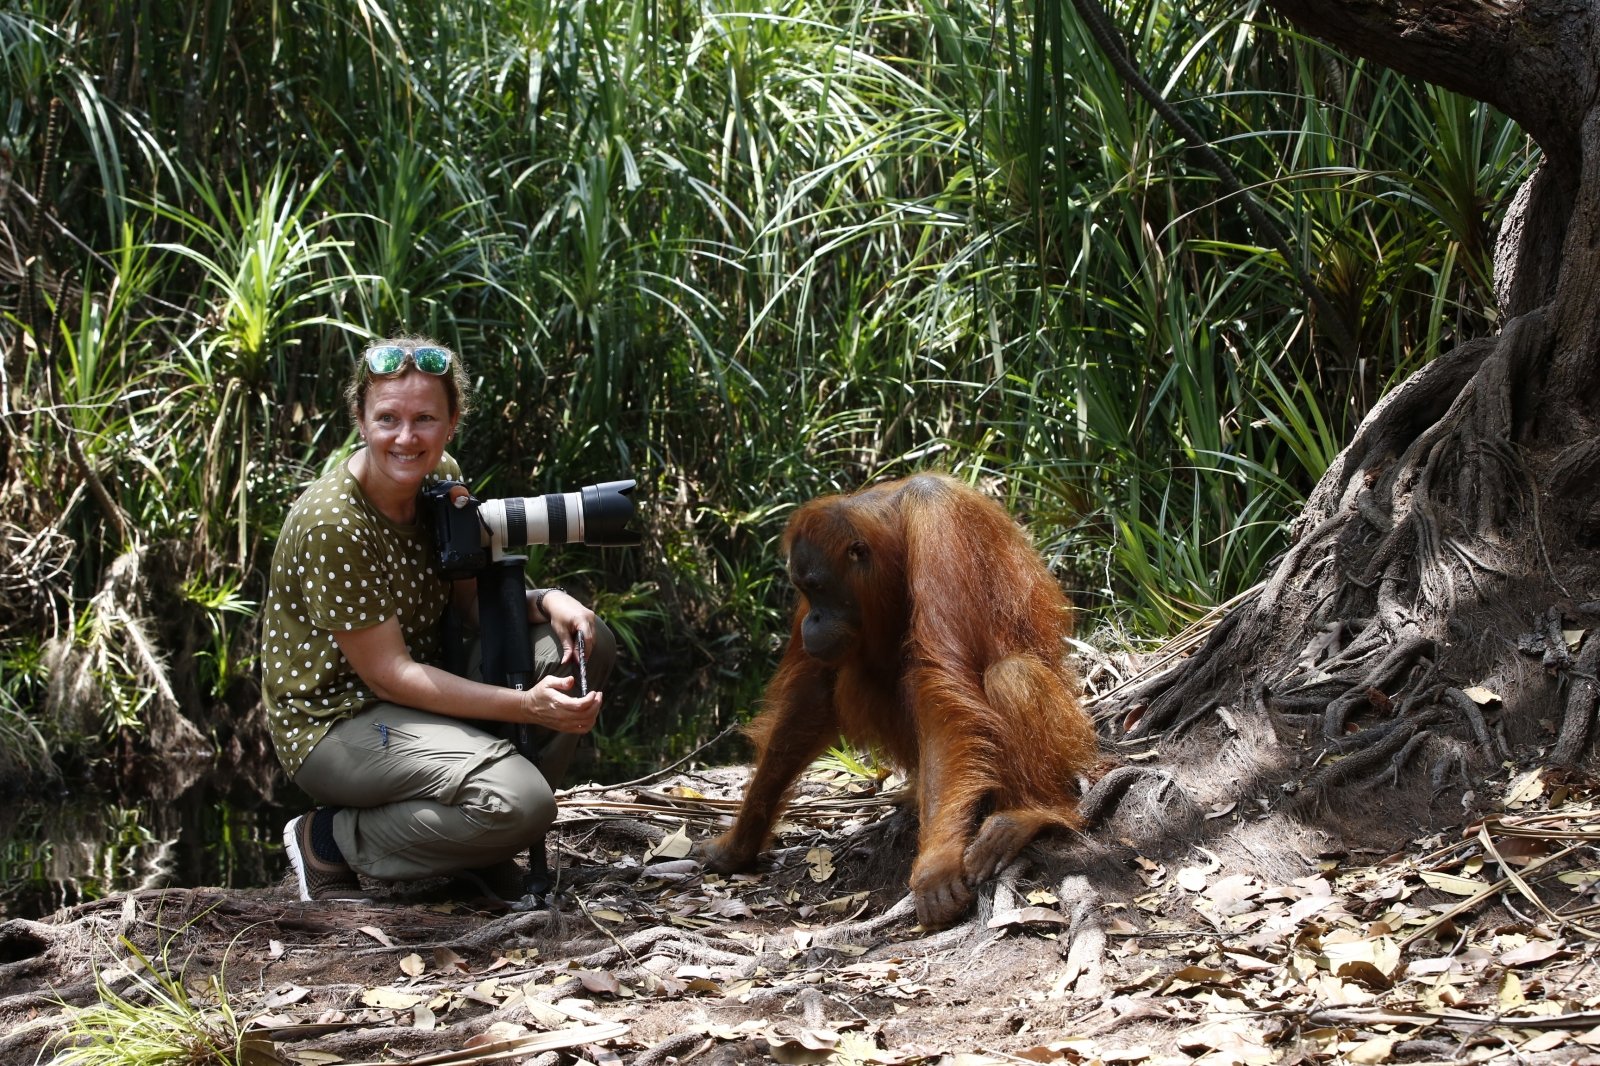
[1307, 1006, 1600, 1032]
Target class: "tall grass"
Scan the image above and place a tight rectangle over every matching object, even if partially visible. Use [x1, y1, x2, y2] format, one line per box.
[0, 0, 1530, 763]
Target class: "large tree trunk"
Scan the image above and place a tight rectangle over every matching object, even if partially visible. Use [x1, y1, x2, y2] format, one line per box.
[1113, 1, 1600, 786]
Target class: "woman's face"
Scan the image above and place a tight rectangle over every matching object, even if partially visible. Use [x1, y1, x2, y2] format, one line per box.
[357, 371, 459, 500]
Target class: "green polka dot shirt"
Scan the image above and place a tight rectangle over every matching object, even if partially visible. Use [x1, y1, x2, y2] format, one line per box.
[260, 453, 462, 778]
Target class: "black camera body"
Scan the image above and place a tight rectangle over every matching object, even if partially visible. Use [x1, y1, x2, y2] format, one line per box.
[420, 478, 640, 578]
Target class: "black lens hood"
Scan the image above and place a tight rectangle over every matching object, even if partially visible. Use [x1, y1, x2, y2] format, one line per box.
[579, 480, 639, 546]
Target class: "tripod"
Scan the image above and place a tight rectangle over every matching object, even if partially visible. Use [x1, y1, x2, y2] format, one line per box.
[447, 555, 569, 901]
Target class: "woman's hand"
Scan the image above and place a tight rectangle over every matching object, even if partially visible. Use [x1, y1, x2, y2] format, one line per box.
[334, 615, 601, 730]
[520, 674, 602, 734]
[533, 589, 598, 667]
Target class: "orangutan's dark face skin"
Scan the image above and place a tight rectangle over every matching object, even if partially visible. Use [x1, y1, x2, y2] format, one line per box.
[788, 535, 866, 664]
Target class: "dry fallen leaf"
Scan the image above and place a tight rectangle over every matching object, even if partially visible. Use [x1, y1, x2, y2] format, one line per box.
[576, 969, 624, 996]
[1523, 1030, 1572, 1054]
[433, 946, 469, 973]
[1557, 869, 1600, 888]
[1304, 971, 1375, 1007]
[644, 824, 694, 862]
[1345, 1035, 1398, 1064]
[670, 914, 716, 930]
[704, 897, 754, 919]
[284, 1052, 344, 1066]
[816, 891, 871, 915]
[833, 1031, 887, 1065]
[465, 1021, 529, 1047]
[360, 986, 425, 1009]
[764, 1025, 840, 1064]
[1203, 874, 1262, 916]
[1161, 965, 1233, 993]
[237, 1040, 283, 1066]
[1501, 939, 1566, 966]
[806, 847, 835, 882]
[524, 1000, 572, 1028]
[987, 906, 1069, 930]
[1178, 847, 1224, 892]
[1178, 1018, 1275, 1065]
[357, 925, 393, 947]
[1322, 931, 1401, 982]
[1490, 835, 1550, 866]
[1028, 1039, 1152, 1063]
[1222, 950, 1276, 973]
[399, 953, 426, 978]
[1418, 870, 1490, 896]
[699, 1019, 764, 1039]
[261, 985, 310, 1010]
[1504, 770, 1545, 807]
[1499, 970, 1527, 1011]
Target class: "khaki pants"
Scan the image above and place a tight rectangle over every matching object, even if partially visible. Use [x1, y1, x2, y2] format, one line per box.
[292, 620, 615, 882]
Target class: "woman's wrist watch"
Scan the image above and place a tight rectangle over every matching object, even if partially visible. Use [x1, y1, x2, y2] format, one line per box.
[532, 586, 565, 618]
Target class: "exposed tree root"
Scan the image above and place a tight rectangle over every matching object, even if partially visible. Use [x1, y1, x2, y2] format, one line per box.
[635, 1031, 713, 1066]
[283, 1024, 454, 1061]
[1124, 606, 1253, 738]
[1440, 685, 1506, 758]
[807, 893, 917, 949]
[1290, 709, 1453, 793]
[0, 917, 64, 967]
[1555, 634, 1600, 765]
[381, 908, 557, 953]
[1056, 874, 1108, 998]
[1318, 636, 1435, 738]
[0, 1016, 68, 1063]
[578, 926, 751, 973]
[1078, 764, 1181, 826]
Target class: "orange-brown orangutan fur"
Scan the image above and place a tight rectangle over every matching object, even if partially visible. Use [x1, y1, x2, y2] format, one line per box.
[700, 473, 1101, 928]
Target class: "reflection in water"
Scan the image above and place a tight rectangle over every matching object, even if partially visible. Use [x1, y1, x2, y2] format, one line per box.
[0, 669, 762, 920]
[0, 775, 307, 920]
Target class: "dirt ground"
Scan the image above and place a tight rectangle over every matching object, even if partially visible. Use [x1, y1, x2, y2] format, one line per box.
[5, 730, 1600, 1066]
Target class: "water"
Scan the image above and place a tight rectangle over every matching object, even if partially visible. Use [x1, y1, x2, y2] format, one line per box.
[0, 769, 308, 920]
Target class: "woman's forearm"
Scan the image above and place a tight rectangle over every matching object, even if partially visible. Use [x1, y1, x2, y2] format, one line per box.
[365, 657, 532, 723]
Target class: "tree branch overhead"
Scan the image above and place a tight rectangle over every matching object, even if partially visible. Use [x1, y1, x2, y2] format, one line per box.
[1266, 0, 1591, 170]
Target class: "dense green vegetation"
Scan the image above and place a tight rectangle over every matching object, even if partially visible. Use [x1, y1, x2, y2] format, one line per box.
[0, 0, 1529, 778]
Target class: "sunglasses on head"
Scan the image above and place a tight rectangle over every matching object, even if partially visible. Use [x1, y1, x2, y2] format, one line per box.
[363, 344, 453, 376]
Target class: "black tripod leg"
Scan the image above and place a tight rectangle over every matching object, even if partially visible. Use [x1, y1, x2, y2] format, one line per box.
[476, 558, 558, 901]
